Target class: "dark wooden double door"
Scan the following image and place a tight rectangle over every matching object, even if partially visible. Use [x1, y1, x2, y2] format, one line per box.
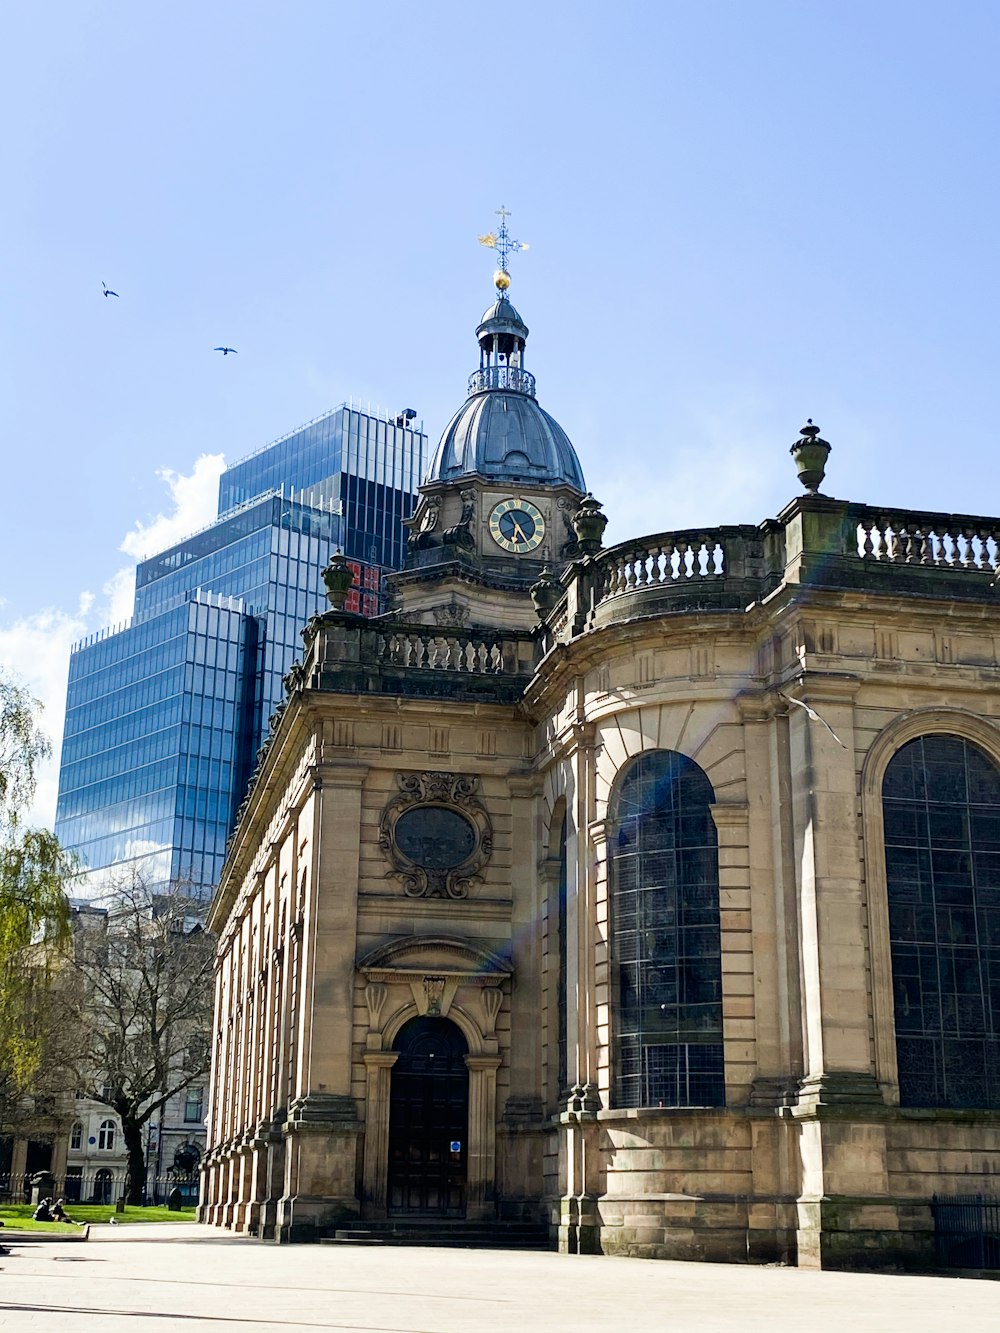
[387, 1017, 468, 1217]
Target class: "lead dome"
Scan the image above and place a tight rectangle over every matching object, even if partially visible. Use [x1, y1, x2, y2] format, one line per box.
[424, 292, 586, 491]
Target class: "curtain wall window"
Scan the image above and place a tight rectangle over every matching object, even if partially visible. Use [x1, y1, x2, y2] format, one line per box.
[884, 733, 1000, 1107]
[612, 750, 725, 1108]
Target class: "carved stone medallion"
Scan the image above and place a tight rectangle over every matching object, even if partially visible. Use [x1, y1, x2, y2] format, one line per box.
[379, 771, 492, 899]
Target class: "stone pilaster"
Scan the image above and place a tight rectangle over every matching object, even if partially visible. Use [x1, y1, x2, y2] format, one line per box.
[784, 673, 894, 1267]
[277, 1094, 363, 1242]
[465, 1054, 502, 1219]
[299, 766, 365, 1097]
[361, 1052, 398, 1218]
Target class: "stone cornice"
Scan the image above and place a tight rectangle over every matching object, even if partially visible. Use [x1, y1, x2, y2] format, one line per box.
[780, 671, 862, 704]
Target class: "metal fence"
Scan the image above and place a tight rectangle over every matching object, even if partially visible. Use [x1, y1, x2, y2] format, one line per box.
[0, 1171, 199, 1208]
[932, 1195, 1000, 1269]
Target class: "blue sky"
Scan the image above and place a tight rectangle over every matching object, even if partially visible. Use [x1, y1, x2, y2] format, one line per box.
[3, 0, 1000, 822]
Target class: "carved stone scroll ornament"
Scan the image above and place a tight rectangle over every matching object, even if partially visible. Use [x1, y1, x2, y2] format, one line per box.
[432, 599, 470, 627]
[379, 771, 493, 899]
[443, 490, 477, 549]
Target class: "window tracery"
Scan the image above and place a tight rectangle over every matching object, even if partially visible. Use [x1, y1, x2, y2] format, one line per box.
[884, 733, 1000, 1108]
[611, 750, 725, 1108]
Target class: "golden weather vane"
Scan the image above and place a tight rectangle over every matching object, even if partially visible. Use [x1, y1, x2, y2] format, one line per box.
[477, 205, 529, 291]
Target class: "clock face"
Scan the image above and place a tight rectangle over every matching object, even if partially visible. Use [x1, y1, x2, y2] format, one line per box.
[488, 497, 546, 554]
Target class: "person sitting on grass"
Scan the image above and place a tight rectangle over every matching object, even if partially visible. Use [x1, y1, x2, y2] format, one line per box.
[50, 1199, 84, 1227]
[32, 1198, 53, 1222]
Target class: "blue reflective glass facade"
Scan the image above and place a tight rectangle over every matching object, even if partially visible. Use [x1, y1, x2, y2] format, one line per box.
[57, 595, 256, 894]
[218, 406, 426, 571]
[55, 405, 427, 898]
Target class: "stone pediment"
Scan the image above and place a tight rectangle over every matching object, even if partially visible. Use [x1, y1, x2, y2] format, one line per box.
[358, 934, 512, 984]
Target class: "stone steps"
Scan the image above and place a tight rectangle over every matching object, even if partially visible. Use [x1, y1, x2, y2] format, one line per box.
[322, 1219, 552, 1251]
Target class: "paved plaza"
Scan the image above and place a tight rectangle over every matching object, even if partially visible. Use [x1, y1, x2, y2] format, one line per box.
[0, 1223, 996, 1333]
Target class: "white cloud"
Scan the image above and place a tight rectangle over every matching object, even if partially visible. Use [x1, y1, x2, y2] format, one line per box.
[102, 567, 138, 627]
[0, 597, 92, 830]
[119, 453, 225, 561]
[0, 452, 227, 832]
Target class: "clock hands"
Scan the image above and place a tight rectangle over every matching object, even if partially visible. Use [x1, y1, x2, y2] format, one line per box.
[489, 498, 545, 552]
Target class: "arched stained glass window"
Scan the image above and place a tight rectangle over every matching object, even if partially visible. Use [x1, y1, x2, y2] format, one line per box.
[884, 733, 1000, 1108]
[612, 750, 725, 1108]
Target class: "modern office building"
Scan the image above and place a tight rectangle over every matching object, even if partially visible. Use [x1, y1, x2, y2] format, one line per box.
[54, 405, 427, 898]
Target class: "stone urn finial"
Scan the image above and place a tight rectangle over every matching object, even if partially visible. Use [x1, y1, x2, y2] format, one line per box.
[790, 419, 832, 495]
[572, 493, 608, 554]
[530, 565, 562, 621]
[321, 551, 355, 610]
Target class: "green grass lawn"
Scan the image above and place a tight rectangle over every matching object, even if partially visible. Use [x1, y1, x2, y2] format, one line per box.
[0, 1203, 197, 1232]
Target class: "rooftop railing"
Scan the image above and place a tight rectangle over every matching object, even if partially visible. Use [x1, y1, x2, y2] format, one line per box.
[536, 500, 1000, 646]
[593, 526, 762, 598]
[467, 365, 537, 398]
[851, 505, 1000, 572]
[285, 614, 539, 704]
[363, 623, 536, 677]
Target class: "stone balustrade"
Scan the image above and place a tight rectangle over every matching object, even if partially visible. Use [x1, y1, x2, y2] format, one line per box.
[364, 624, 535, 676]
[594, 526, 762, 598]
[535, 500, 1000, 647]
[851, 506, 1000, 573]
[288, 505, 1000, 695]
[289, 613, 540, 704]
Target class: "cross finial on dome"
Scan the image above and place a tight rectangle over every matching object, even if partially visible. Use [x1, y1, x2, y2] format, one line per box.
[478, 205, 529, 293]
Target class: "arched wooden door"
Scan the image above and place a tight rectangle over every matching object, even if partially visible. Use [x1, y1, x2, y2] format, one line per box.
[387, 1016, 468, 1217]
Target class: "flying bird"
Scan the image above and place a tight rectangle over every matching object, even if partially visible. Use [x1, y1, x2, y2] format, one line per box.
[214, 347, 238, 356]
[102, 282, 119, 298]
[779, 692, 847, 747]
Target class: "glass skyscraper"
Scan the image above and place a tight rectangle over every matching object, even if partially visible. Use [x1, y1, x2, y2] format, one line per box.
[55, 406, 427, 898]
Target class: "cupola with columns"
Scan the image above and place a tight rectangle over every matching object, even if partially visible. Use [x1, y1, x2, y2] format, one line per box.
[391, 208, 597, 632]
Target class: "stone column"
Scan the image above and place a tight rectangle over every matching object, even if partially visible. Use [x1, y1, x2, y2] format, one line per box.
[300, 767, 364, 1094]
[556, 734, 603, 1255]
[221, 1152, 237, 1228]
[50, 1130, 69, 1187]
[567, 727, 599, 1107]
[361, 1052, 398, 1218]
[9, 1136, 27, 1187]
[501, 775, 545, 1216]
[786, 675, 874, 1096]
[201, 961, 225, 1223]
[736, 694, 802, 1263]
[785, 674, 894, 1268]
[465, 1054, 502, 1220]
[278, 765, 365, 1241]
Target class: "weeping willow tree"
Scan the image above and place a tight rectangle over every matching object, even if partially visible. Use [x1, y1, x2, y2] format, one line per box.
[0, 671, 74, 1127]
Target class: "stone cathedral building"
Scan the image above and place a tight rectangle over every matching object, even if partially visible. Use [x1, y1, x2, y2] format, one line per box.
[203, 235, 1000, 1267]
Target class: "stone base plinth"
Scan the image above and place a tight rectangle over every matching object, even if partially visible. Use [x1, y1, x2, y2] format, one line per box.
[276, 1193, 361, 1243]
[796, 1196, 935, 1270]
[592, 1194, 797, 1265]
